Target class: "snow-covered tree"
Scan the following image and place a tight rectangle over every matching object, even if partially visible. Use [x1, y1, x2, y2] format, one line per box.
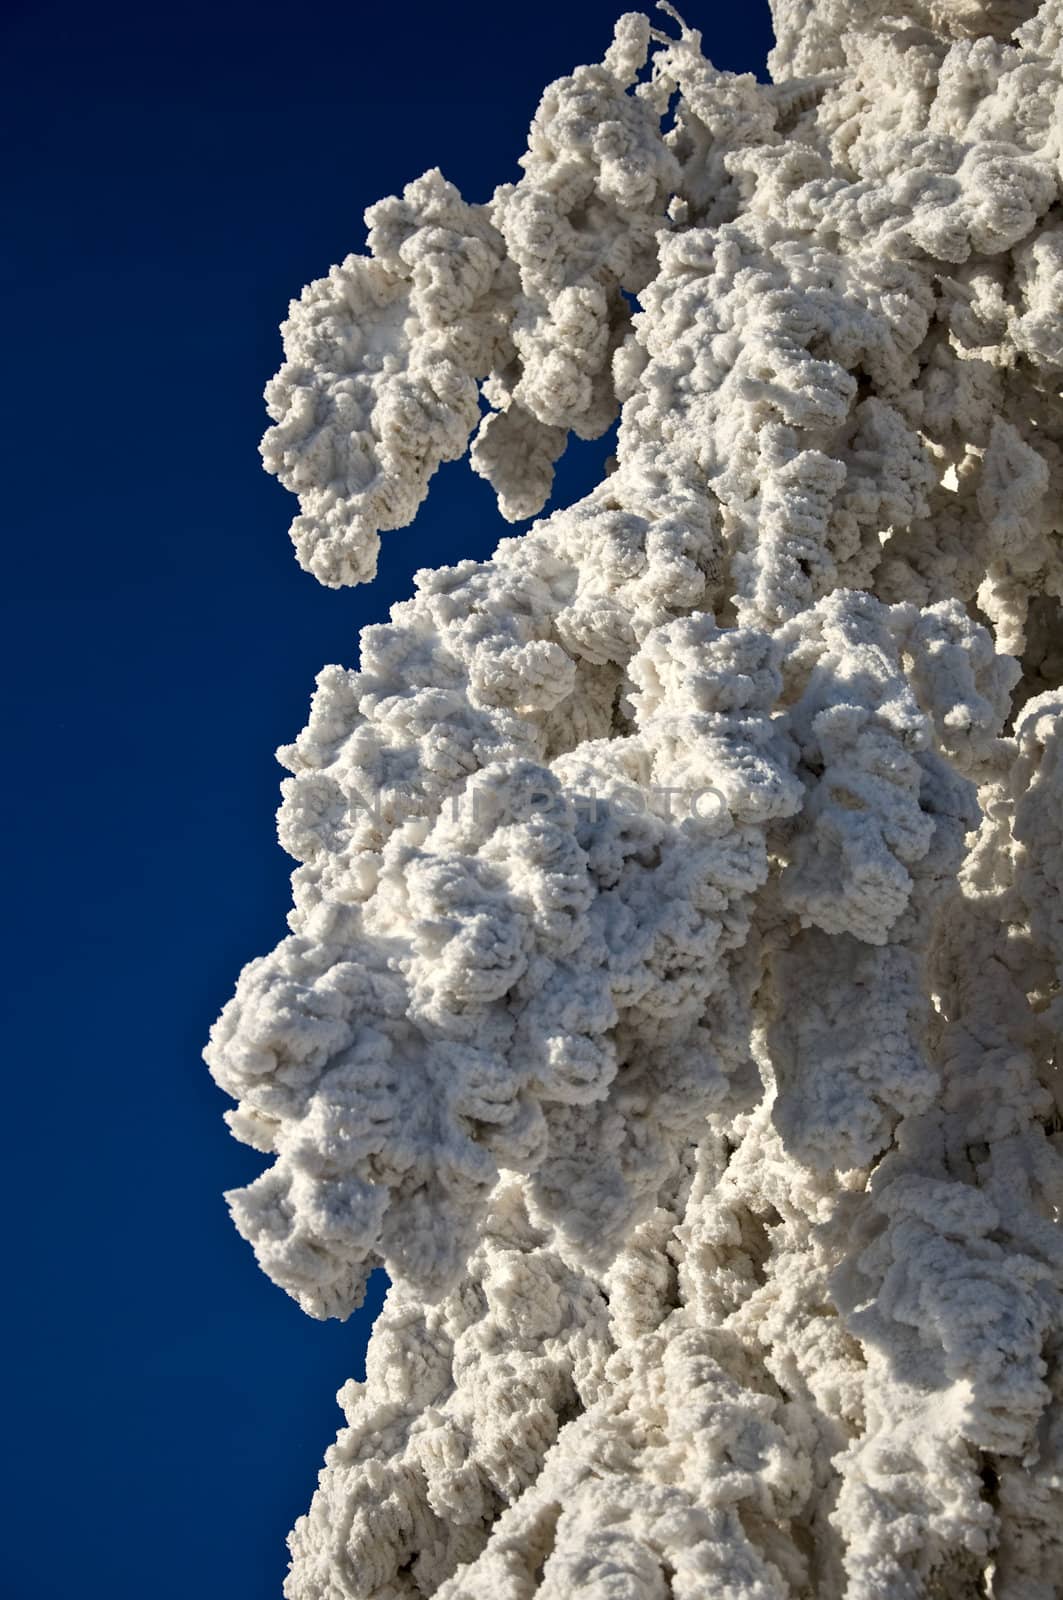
[207, 3, 1063, 1593]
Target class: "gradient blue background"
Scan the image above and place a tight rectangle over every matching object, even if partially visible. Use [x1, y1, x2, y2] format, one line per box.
[3, 3, 771, 1594]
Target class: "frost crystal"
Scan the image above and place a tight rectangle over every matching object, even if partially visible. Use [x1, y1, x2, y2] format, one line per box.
[208, 3, 1063, 1594]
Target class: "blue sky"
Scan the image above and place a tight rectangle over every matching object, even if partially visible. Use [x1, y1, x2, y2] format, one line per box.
[2, 2, 772, 1594]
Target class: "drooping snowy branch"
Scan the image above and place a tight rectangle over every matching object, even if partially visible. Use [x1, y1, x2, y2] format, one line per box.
[209, 3, 1063, 1595]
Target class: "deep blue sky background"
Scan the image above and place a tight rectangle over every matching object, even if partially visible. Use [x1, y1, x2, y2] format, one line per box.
[2, 3, 772, 1595]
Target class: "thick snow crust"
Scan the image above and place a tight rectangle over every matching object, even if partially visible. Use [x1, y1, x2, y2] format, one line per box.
[207, 3, 1063, 1594]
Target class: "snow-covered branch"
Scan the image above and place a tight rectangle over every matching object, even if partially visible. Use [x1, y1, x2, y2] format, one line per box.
[208, 4, 1063, 1594]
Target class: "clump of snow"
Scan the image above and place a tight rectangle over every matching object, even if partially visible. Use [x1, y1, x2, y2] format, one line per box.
[208, 3, 1063, 1594]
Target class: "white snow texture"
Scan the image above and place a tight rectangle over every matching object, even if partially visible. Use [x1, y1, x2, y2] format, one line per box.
[207, 3, 1063, 1594]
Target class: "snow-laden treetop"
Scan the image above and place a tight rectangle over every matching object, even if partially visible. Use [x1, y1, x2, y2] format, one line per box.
[207, 3, 1063, 1595]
